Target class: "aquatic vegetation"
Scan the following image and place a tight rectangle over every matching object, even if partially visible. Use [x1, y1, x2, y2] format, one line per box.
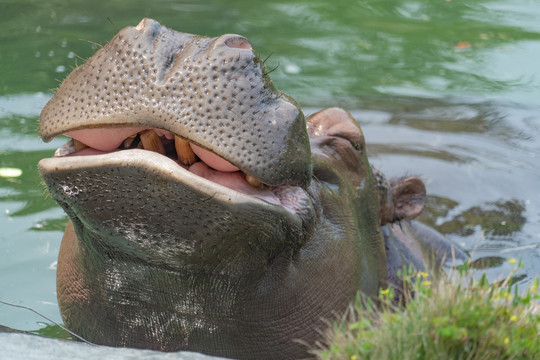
[318, 260, 539, 360]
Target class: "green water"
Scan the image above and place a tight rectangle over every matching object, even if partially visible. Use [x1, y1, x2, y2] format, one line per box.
[1, 0, 539, 334]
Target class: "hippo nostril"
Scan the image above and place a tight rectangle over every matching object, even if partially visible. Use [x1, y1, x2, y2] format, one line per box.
[135, 18, 150, 31]
[224, 36, 252, 50]
[134, 18, 160, 39]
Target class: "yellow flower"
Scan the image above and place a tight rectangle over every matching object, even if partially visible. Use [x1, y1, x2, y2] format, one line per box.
[421, 280, 432, 287]
[510, 315, 517, 322]
[504, 337, 509, 345]
[350, 356, 358, 360]
[508, 258, 516, 264]
[381, 289, 389, 295]
[417, 271, 429, 279]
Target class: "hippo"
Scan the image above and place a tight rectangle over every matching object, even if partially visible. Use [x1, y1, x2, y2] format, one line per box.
[37, 18, 464, 360]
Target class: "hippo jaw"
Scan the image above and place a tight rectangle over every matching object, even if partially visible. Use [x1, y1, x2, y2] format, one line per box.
[38, 145, 314, 270]
[37, 124, 315, 356]
[37, 127, 316, 358]
[38, 17, 315, 267]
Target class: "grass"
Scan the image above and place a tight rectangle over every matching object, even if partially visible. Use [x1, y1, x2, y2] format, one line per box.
[317, 260, 539, 360]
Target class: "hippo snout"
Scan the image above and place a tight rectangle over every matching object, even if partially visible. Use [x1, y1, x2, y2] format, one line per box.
[39, 18, 311, 188]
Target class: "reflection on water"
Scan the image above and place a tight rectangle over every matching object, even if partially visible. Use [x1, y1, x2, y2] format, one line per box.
[0, 0, 539, 336]
[428, 199, 526, 237]
[420, 197, 526, 238]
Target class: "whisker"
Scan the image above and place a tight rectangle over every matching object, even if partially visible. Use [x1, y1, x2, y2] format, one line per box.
[107, 17, 119, 33]
[263, 62, 280, 76]
[262, 52, 274, 64]
[79, 39, 103, 48]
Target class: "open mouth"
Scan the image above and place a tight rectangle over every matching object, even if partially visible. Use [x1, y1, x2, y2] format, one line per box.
[52, 126, 309, 215]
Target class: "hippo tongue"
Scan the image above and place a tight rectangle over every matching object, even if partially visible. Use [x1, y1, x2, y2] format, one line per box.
[187, 162, 280, 205]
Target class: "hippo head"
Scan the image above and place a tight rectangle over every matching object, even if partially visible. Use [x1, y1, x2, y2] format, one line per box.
[37, 19, 392, 360]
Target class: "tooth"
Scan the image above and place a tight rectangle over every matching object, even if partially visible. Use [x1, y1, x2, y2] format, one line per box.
[140, 130, 166, 155]
[245, 174, 262, 188]
[122, 134, 137, 148]
[174, 135, 197, 166]
[55, 139, 76, 157]
[73, 139, 88, 152]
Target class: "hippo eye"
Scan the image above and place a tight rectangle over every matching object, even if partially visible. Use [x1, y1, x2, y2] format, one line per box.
[306, 108, 366, 154]
[348, 132, 365, 152]
[331, 129, 365, 153]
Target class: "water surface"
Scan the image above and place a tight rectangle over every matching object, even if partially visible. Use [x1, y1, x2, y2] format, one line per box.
[1, 0, 539, 333]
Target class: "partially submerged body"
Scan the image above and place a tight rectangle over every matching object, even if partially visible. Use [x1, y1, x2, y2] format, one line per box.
[35, 19, 465, 360]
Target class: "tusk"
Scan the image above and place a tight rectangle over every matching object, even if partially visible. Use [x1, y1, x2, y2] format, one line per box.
[245, 174, 262, 188]
[174, 135, 197, 166]
[140, 130, 166, 155]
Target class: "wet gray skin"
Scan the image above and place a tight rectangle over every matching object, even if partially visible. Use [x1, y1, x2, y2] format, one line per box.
[37, 19, 464, 360]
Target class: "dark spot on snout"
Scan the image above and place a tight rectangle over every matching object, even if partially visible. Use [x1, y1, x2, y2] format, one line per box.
[224, 35, 252, 50]
[164, 52, 177, 70]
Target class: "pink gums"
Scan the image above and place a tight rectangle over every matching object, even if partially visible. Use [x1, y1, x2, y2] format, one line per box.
[66, 127, 239, 172]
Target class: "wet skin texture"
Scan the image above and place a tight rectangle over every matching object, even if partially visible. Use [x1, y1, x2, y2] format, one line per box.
[38, 19, 464, 360]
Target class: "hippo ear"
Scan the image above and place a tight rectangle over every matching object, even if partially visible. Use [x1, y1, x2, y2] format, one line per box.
[390, 177, 426, 221]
